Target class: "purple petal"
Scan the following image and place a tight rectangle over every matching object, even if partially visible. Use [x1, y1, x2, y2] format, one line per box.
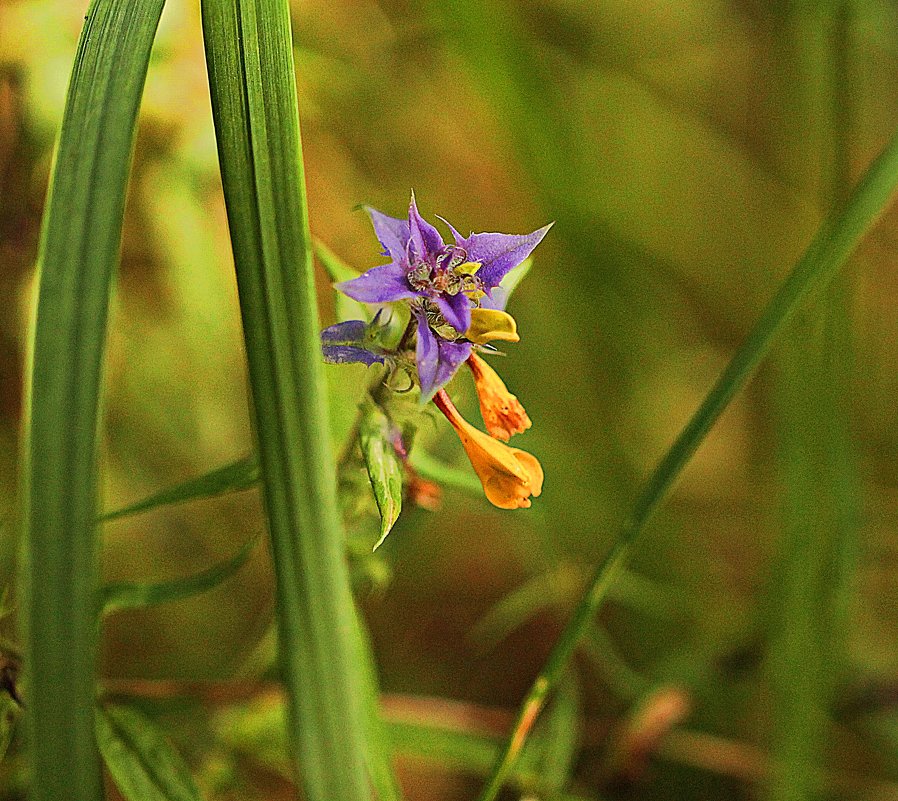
[435, 292, 472, 334]
[366, 206, 410, 263]
[335, 262, 416, 304]
[455, 223, 553, 287]
[408, 192, 444, 257]
[321, 320, 368, 341]
[415, 312, 472, 403]
[323, 344, 385, 366]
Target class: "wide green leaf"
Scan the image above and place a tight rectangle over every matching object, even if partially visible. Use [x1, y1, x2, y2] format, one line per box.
[359, 401, 403, 551]
[354, 618, 404, 801]
[96, 704, 201, 801]
[476, 124, 898, 801]
[22, 3, 165, 800]
[201, 1, 379, 798]
[101, 533, 260, 614]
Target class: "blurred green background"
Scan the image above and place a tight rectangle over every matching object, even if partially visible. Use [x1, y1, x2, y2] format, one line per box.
[3, 0, 898, 799]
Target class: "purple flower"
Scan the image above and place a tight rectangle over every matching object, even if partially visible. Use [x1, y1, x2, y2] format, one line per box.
[334, 193, 551, 401]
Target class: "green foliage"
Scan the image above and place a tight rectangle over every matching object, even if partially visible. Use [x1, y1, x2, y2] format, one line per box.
[359, 400, 404, 550]
[101, 533, 261, 615]
[0, 692, 20, 765]
[22, 3, 165, 800]
[96, 704, 202, 801]
[8, 2, 898, 800]
[764, 11, 860, 801]
[315, 239, 369, 323]
[200, 1, 379, 798]
[102, 457, 259, 522]
[408, 448, 483, 497]
[476, 123, 898, 801]
[522, 671, 582, 795]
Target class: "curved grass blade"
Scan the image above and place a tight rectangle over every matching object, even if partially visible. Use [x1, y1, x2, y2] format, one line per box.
[359, 401, 403, 551]
[102, 455, 258, 521]
[314, 238, 361, 284]
[522, 670, 581, 795]
[476, 127, 898, 801]
[409, 448, 483, 497]
[96, 703, 201, 801]
[101, 532, 260, 615]
[314, 239, 368, 323]
[766, 10, 860, 800]
[201, 1, 377, 798]
[22, 3, 165, 800]
[102, 438, 481, 525]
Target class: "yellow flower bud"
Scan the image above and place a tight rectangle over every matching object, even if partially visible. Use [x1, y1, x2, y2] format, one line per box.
[434, 390, 543, 509]
[467, 353, 531, 441]
[465, 308, 520, 345]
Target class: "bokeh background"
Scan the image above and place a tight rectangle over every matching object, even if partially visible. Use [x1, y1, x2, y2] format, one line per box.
[3, 0, 898, 799]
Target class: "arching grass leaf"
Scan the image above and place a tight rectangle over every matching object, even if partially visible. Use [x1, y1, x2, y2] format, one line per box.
[101, 533, 261, 615]
[102, 456, 259, 522]
[314, 239, 369, 324]
[96, 704, 201, 801]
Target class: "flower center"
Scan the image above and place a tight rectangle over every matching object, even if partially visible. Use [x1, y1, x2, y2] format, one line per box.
[417, 298, 463, 341]
[406, 246, 483, 298]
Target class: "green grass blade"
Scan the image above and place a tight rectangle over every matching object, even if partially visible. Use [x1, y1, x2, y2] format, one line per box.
[354, 618, 404, 801]
[476, 126, 898, 801]
[385, 714, 587, 799]
[21, 3, 165, 800]
[102, 443, 480, 523]
[102, 455, 258, 521]
[314, 238, 361, 283]
[409, 448, 483, 497]
[96, 703, 201, 801]
[314, 239, 369, 323]
[200, 1, 377, 798]
[523, 670, 581, 794]
[766, 7, 860, 799]
[101, 533, 261, 615]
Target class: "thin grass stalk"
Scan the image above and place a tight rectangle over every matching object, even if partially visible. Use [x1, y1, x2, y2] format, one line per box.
[476, 126, 898, 801]
[21, 2, 165, 800]
[200, 1, 372, 798]
[766, 6, 860, 799]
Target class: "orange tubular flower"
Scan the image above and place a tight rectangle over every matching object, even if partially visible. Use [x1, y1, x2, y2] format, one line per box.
[434, 390, 543, 509]
[466, 353, 532, 441]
